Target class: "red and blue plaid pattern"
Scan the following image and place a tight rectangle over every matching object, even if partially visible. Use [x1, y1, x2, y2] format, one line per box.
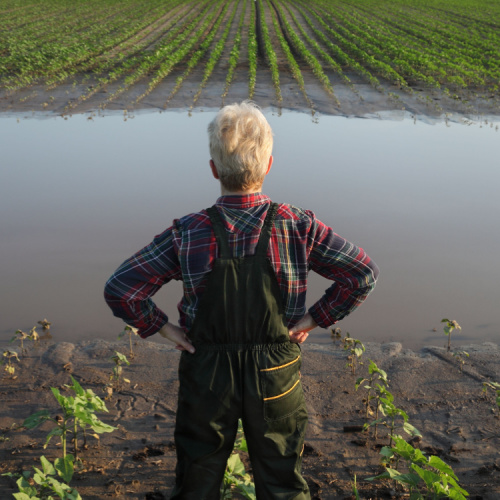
[104, 194, 379, 338]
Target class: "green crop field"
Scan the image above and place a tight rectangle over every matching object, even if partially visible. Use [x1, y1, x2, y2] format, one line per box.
[1, 0, 499, 113]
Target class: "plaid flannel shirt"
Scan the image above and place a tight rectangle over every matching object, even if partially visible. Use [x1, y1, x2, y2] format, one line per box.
[104, 194, 379, 338]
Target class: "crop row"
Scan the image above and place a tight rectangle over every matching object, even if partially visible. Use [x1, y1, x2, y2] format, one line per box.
[1, 0, 499, 111]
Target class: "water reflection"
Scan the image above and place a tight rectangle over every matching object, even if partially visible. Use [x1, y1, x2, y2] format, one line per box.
[1, 110, 499, 350]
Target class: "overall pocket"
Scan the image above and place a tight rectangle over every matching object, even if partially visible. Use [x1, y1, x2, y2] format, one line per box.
[260, 354, 305, 422]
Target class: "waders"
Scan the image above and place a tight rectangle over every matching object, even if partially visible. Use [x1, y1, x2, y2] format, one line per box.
[171, 203, 310, 499]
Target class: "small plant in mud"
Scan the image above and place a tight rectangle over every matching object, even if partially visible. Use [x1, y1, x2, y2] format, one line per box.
[23, 375, 116, 462]
[356, 360, 389, 438]
[2, 455, 82, 500]
[10, 329, 29, 354]
[118, 325, 139, 359]
[367, 436, 469, 499]
[221, 419, 256, 500]
[330, 326, 342, 343]
[106, 351, 131, 397]
[452, 350, 469, 373]
[364, 386, 420, 446]
[343, 333, 365, 375]
[441, 318, 461, 352]
[482, 381, 500, 414]
[1, 349, 20, 379]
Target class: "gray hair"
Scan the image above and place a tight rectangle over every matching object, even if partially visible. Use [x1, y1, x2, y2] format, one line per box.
[208, 101, 273, 191]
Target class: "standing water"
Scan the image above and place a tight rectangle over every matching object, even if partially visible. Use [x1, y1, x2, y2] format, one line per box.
[1, 109, 499, 350]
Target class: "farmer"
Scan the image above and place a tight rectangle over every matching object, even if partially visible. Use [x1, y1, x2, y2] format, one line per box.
[104, 101, 379, 499]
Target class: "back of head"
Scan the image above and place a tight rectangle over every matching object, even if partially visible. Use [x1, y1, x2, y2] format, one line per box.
[208, 101, 273, 192]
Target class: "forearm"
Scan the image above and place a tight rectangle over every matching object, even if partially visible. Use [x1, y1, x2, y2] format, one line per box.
[308, 220, 379, 328]
[104, 226, 181, 338]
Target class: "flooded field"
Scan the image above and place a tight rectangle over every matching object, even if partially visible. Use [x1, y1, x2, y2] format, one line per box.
[1, 109, 499, 350]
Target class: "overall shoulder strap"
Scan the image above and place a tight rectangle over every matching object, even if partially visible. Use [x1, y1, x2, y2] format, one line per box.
[255, 203, 279, 256]
[206, 206, 231, 258]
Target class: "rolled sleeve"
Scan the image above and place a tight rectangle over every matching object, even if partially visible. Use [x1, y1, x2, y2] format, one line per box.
[307, 219, 379, 328]
[104, 226, 182, 338]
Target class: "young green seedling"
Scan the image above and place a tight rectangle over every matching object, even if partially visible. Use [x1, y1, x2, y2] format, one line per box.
[1, 349, 20, 379]
[343, 333, 365, 375]
[365, 386, 420, 446]
[107, 351, 131, 397]
[367, 436, 469, 500]
[10, 329, 29, 354]
[2, 455, 82, 500]
[23, 376, 116, 463]
[356, 360, 389, 422]
[441, 318, 461, 352]
[482, 381, 500, 414]
[118, 325, 139, 359]
[221, 419, 256, 500]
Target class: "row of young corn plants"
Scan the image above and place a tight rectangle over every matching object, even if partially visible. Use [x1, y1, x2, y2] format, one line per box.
[273, 0, 338, 106]
[134, 0, 228, 106]
[338, 0, 500, 90]
[247, 0, 258, 99]
[44, 0, 189, 89]
[65, 0, 196, 110]
[1, 0, 167, 90]
[221, 0, 248, 100]
[87, 0, 216, 108]
[299, 0, 410, 90]
[312, 0, 444, 89]
[347, 0, 500, 83]
[266, 0, 313, 111]
[191, 0, 242, 107]
[161, 0, 235, 107]
[44, 2, 185, 89]
[256, 0, 282, 102]
[290, 2, 383, 91]
[280, 1, 359, 100]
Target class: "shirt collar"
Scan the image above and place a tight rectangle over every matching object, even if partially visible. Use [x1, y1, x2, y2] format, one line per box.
[215, 193, 271, 209]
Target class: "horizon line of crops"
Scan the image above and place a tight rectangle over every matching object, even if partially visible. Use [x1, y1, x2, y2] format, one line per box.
[1, 0, 499, 112]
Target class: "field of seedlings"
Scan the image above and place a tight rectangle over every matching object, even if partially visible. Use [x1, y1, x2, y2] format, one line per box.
[1, 0, 500, 116]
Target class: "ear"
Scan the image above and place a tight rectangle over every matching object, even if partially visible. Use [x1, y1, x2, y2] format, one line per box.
[265, 155, 273, 176]
[209, 159, 219, 180]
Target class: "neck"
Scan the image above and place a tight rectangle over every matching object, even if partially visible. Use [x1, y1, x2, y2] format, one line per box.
[220, 186, 263, 196]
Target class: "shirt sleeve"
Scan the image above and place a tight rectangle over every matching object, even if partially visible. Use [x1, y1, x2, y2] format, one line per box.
[306, 217, 379, 328]
[103, 226, 182, 338]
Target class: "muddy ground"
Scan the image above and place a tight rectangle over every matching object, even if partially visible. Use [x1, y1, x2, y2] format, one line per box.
[1, 339, 499, 499]
[1, 69, 499, 122]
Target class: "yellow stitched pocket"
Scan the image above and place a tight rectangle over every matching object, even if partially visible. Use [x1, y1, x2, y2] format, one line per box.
[260, 354, 304, 421]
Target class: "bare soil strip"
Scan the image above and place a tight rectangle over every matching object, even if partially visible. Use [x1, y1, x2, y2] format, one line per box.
[1, 340, 499, 499]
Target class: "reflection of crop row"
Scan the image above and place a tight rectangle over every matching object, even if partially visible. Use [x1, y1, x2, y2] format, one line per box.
[222, 0, 248, 100]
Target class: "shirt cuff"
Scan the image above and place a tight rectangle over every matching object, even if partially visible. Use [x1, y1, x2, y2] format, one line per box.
[137, 313, 169, 339]
[308, 302, 338, 330]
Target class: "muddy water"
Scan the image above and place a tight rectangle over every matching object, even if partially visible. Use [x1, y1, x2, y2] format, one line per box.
[1, 110, 499, 350]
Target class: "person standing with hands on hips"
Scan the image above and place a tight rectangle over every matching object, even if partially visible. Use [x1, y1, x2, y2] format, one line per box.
[104, 101, 379, 499]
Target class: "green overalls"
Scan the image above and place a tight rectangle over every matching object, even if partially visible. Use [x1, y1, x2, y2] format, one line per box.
[171, 203, 310, 500]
